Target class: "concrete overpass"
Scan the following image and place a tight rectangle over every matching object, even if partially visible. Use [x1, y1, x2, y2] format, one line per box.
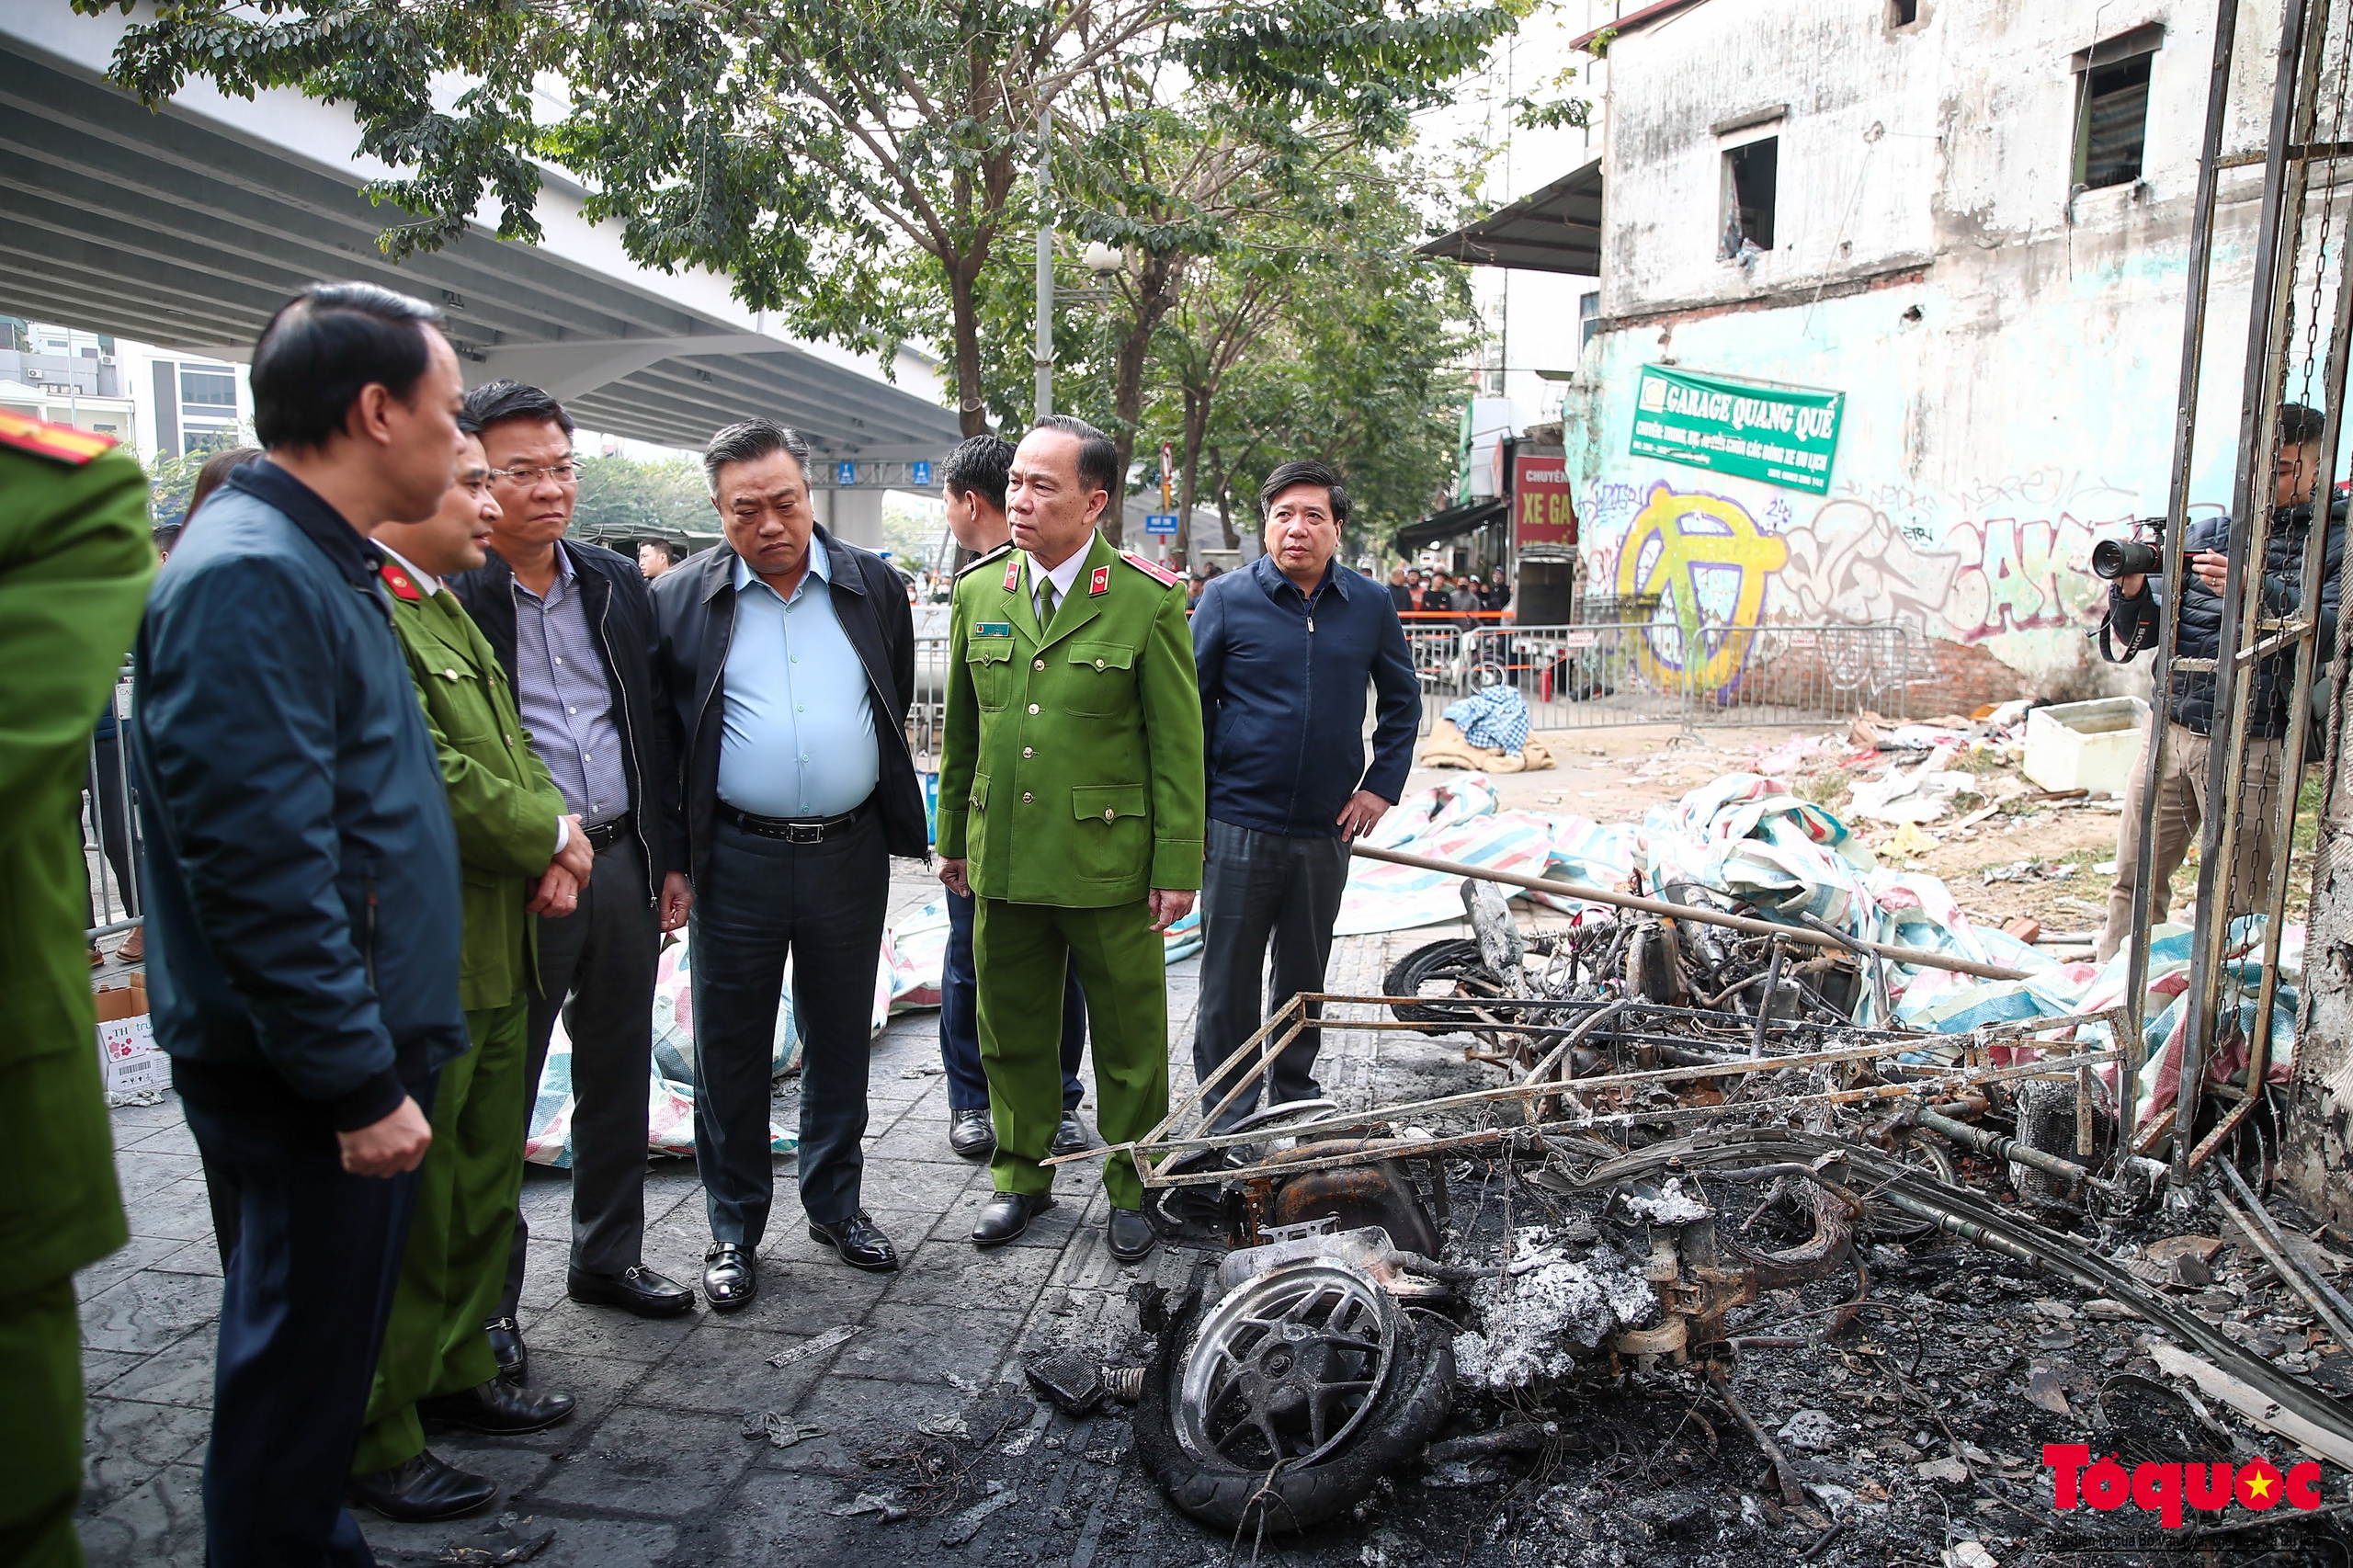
[0, 7, 964, 541]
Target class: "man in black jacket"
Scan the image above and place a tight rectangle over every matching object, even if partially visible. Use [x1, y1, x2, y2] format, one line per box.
[137, 282, 464, 1563]
[449, 382, 697, 1370]
[2095, 402, 2345, 961]
[1386, 564, 1414, 612]
[651, 419, 929, 1301]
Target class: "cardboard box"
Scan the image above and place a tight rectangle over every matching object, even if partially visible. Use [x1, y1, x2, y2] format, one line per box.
[94, 971, 167, 1099]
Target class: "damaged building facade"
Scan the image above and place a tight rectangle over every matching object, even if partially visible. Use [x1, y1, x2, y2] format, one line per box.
[1552, 0, 2287, 708]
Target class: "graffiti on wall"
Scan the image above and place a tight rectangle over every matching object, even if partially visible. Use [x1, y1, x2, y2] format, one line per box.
[1584, 476, 2148, 695]
[1611, 484, 1787, 693]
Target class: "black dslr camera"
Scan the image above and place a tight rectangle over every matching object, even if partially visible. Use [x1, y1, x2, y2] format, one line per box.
[2091, 516, 2188, 581]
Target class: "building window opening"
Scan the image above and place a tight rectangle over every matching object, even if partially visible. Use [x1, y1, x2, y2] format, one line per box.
[2075, 30, 2159, 190]
[1721, 137, 1778, 256]
[1889, 0, 1919, 25]
[1579, 291, 1601, 352]
[180, 369, 238, 410]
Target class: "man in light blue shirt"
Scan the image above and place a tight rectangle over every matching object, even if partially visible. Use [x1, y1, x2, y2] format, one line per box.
[649, 419, 930, 1301]
[719, 540, 880, 816]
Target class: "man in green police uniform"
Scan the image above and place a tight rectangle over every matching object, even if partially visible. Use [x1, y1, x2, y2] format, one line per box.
[936, 415, 1204, 1262]
[347, 423, 589, 1522]
[0, 412, 153, 1568]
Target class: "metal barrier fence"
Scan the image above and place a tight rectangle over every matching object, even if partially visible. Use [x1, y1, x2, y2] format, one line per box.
[91, 621, 1919, 932]
[910, 622, 1918, 755]
[1407, 620, 1923, 734]
[910, 635, 948, 767]
[87, 622, 1913, 936]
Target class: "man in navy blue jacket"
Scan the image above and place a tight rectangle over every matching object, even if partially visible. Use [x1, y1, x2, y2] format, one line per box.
[1190, 460, 1420, 1131]
[136, 282, 472, 1564]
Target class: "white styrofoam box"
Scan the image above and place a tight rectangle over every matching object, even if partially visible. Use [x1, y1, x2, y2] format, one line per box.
[2022, 697, 2151, 799]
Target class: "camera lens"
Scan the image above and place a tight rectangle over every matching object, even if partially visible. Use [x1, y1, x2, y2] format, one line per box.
[2093, 540, 2161, 580]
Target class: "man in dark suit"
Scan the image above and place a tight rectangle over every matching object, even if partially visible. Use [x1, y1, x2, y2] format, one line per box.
[136, 282, 466, 1565]
[449, 382, 696, 1380]
[650, 419, 930, 1304]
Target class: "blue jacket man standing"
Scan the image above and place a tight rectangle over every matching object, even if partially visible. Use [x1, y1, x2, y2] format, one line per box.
[1190, 460, 1420, 1131]
[135, 283, 470, 1566]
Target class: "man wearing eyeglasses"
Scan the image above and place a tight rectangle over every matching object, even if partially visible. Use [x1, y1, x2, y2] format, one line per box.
[449, 383, 698, 1375]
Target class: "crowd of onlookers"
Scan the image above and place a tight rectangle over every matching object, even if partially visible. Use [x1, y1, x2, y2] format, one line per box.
[1386, 562, 1510, 619]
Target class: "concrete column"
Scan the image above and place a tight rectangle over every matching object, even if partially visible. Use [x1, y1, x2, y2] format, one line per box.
[828, 488, 885, 550]
[2285, 710, 2353, 1221]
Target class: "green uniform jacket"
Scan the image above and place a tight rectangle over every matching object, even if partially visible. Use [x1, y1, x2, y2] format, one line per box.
[0, 434, 153, 1299]
[381, 562, 565, 1013]
[937, 533, 1205, 906]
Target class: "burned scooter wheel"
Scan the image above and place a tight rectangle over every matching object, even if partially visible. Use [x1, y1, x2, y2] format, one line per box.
[1383, 938, 1495, 1029]
[1133, 1271, 1455, 1534]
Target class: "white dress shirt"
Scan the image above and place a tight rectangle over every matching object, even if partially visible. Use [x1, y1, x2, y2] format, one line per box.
[1025, 545, 1091, 627]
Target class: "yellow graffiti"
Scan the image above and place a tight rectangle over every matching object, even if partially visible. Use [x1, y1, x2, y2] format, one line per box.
[1615, 484, 1789, 693]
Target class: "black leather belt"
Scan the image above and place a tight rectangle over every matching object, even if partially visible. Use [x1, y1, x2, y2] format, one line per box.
[720, 800, 869, 845]
[582, 817, 631, 853]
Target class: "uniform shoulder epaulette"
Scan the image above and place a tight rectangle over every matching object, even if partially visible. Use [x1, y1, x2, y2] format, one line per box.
[1120, 550, 1183, 588]
[379, 560, 424, 601]
[956, 541, 1016, 576]
[0, 409, 114, 465]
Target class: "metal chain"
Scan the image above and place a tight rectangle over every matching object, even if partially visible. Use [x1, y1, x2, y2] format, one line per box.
[2293, 1, 2353, 418]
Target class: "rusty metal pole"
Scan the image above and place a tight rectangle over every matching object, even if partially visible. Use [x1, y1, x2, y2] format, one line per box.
[2245, 162, 2353, 1099]
[2177, 0, 2321, 1183]
[2126, 0, 2246, 1155]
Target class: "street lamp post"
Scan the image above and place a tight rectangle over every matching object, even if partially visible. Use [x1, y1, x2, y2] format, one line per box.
[1033, 108, 1053, 421]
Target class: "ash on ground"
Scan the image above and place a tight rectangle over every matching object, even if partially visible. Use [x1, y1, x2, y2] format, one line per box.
[1454, 1229, 1657, 1392]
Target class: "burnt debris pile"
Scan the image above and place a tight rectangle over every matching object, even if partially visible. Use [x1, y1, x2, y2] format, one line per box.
[1102, 879, 2353, 1562]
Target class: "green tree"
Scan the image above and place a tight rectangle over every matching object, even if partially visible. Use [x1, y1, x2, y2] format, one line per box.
[1143, 158, 1473, 558]
[145, 429, 251, 527]
[567, 454, 718, 547]
[82, 0, 1524, 450]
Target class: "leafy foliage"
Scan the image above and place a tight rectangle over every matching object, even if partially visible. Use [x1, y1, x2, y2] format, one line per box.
[1141, 155, 1474, 556]
[567, 453, 720, 546]
[144, 429, 249, 527]
[74, 0, 1527, 460]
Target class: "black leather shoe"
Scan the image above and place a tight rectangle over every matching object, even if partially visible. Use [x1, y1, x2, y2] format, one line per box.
[703, 1242, 757, 1312]
[418, 1377, 574, 1436]
[567, 1263, 696, 1318]
[1107, 1208, 1155, 1264]
[1050, 1112, 1092, 1159]
[971, 1190, 1054, 1248]
[347, 1449, 498, 1523]
[485, 1315, 527, 1385]
[948, 1108, 996, 1159]
[809, 1210, 899, 1273]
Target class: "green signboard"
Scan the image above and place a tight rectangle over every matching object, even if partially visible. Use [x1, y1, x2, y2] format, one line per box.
[1630, 365, 1844, 494]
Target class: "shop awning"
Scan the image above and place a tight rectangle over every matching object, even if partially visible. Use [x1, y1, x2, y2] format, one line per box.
[1417, 159, 1603, 278]
[1394, 496, 1508, 552]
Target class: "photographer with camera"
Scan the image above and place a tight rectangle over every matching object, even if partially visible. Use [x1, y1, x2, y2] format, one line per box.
[2093, 402, 2344, 963]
